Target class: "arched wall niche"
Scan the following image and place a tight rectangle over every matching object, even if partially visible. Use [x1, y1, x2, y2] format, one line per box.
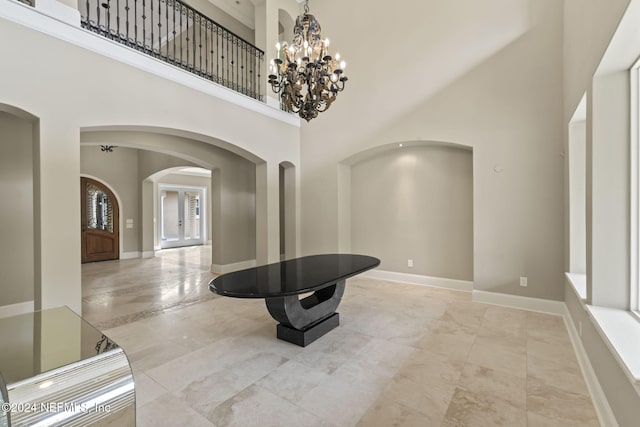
[0, 103, 38, 313]
[338, 140, 474, 282]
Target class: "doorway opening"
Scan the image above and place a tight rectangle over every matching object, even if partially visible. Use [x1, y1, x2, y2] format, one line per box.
[159, 185, 206, 249]
[81, 177, 120, 263]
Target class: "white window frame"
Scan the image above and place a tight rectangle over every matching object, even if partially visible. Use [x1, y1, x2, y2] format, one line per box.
[631, 60, 640, 318]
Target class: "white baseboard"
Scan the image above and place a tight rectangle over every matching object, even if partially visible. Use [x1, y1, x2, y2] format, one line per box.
[359, 269, 473, 292]
[141, 251, 155, 259]
[120, 251, 140, 260]
[0, 300, 34, 319]
[563, 306, 619, 427]
[471, 290, 566, 315]
[211, 259, 256, 274]
[467, 289, 615, 426]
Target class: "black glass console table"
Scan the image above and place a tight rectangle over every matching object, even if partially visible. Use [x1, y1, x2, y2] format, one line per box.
[209, 254, 380, 347]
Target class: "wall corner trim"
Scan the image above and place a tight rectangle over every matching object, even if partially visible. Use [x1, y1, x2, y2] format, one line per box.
[0, 300, 34, 319]
[360, 270, 473, 292]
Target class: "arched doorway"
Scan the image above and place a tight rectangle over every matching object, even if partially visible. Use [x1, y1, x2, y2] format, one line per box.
[81, 177, 120, 263]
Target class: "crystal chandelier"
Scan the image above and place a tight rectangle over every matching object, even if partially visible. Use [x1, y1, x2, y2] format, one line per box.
[267, 0, 348, 122]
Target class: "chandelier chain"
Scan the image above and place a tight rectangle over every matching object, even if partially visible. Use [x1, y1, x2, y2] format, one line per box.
[304, 0, 309, 14]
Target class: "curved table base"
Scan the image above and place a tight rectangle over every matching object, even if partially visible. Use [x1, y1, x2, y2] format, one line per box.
[265, 280, 345, 346]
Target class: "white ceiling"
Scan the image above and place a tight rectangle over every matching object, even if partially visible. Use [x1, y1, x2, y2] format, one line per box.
[206, 0, 303, 29]
[206, 0, 257, 29]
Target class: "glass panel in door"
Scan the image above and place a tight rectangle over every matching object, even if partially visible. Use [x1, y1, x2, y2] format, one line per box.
[160, 187, 205, 249]
[161, 190, 180, 243]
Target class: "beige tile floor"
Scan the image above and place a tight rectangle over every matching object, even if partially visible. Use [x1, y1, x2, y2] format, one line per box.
[82, 246, 600, 427]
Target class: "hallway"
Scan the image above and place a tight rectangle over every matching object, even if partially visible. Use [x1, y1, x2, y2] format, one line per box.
[81, 247, 600, 426]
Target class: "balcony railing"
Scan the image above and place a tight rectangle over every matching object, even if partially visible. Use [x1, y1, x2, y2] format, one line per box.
[79, 0, 264, 101]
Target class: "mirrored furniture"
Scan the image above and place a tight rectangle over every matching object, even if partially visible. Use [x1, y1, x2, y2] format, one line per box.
[0, 307, 134, 426]
[210, 254, 380, 346]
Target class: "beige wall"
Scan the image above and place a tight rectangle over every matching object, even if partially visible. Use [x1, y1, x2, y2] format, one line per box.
[80, 146, 140, 253]
[350, 145, 473, 280]
[0, 112, 34, 307]
[301, 0, 564, 300]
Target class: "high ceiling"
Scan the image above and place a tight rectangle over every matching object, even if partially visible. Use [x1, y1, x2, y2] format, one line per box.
[206, 0, 257, 29]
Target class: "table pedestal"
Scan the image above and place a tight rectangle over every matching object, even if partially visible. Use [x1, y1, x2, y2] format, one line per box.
[265, 280, 345, 346]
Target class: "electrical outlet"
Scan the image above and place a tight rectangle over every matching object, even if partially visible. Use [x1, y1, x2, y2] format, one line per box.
[408, 259, 414, 268]
[519, 276, 528, 287]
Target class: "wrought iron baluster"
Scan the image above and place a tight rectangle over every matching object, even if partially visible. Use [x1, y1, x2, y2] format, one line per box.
[216, 26, 219, 82]
[205, 21, 208, 77]
[180, 4, 183, 65]
[185, 8, 189, 67]
[199, 17, 202, 74]
[134, 0, 138, 46]
[125, 0, 130, 42]
[85, 0, 90, 29]
[106, 0, 111, 35]
[96, 0, 101, 32]
[142, 0, 146, 50]
[172, 0, 176, 62]
[165, 0, 169, 60]
[116, 0, 120, 37]
[226, 30, 229, 87]
[192, 12, 196, 70]
[150, 0, 154, 53]
[158, 0, 162, 56]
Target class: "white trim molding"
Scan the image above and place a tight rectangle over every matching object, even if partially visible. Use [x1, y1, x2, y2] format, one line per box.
[563, 306, 620, 427]
[121, 251, 140, 260]
[0, 301, 34, 319]
[472, 290, 566, 315]
[211, 259, 257, 274]
[142, 251, 155, 259]
[360, 269, 473, 292]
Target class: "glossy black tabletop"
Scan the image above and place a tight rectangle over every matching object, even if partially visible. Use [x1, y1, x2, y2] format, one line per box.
[209, 254, 380, 298]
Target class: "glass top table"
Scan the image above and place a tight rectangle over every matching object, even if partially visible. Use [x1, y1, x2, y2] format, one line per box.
[0, 307, 135, 427]
[209, 254, 380, 346]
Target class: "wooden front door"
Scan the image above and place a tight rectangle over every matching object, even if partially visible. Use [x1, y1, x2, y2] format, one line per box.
[81, 177, 119, 263]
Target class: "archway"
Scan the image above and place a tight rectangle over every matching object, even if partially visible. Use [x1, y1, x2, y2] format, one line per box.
[339, 140, 474, 288]
[279, 161, 296, 259]
[0, 105, 38, 316]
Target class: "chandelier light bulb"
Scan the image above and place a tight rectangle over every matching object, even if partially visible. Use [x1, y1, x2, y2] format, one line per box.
[267, 0, 349, 122]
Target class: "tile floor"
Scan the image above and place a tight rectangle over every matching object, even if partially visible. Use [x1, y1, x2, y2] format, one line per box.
[82, 246, 600, 427]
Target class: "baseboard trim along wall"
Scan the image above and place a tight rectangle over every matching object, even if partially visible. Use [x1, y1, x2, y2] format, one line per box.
[360, 269, 473, 292]
[563, 305, 620, 427]
[141, 251, 155, 259]
[211, 259, 257, 274]
[0, 300, 34, 319]
[120, 251, 140, 260]
[471, 290, 566, 315]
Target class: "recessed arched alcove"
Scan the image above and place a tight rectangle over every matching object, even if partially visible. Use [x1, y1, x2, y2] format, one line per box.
[0, 104, 38, 315]
[339, 140, 473, 283]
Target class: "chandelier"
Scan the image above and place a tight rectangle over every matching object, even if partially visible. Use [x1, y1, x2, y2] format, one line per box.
[267, 0, 348, 122]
